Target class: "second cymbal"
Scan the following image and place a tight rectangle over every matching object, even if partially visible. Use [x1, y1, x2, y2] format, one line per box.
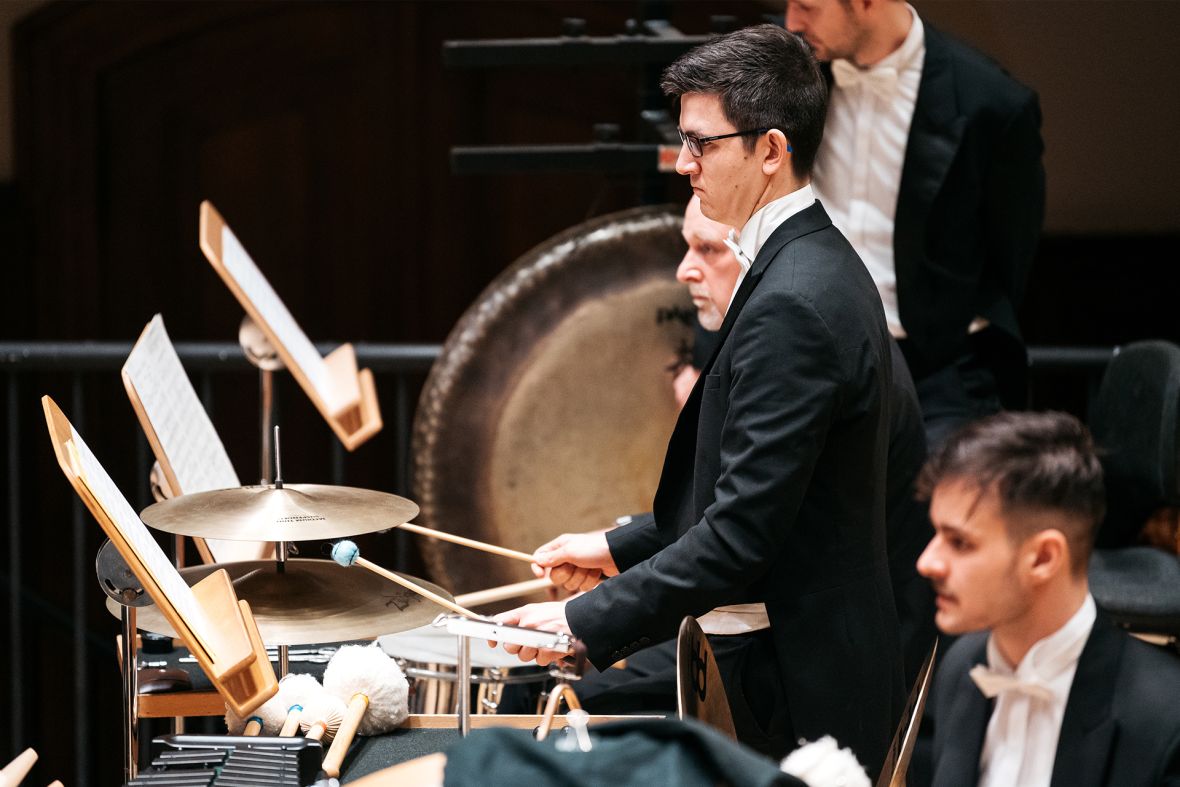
[139, 483, 419, 541]
[110, 558, 451, 645]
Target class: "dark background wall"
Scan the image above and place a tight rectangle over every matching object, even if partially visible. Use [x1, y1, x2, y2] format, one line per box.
[0, 1, 1177, 782]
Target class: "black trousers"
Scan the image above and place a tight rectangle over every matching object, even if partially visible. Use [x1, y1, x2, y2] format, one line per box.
[898, 334, 1006, 449]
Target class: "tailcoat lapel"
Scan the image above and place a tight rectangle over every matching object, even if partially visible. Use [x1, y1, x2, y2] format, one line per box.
[894, 26, 967, 312]
[935, 641, 991, 787]
[1048, 620, 1121, 787]
[652, 201, 831, 518]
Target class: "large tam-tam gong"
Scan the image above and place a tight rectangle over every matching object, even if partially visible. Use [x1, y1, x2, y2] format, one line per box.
[413, 205, 693, 593]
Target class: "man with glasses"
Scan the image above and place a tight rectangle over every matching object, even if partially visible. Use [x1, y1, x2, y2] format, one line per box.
[493, 25, 903, 770]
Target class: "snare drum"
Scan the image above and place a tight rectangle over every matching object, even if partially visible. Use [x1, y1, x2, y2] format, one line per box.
[378, 625, 551, 714]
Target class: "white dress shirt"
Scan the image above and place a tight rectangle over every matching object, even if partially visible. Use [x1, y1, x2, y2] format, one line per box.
[976, 594, 1097, 787]
[698, 183, 816, 637]
[812, 5, 924, 338]
[721, 183, 817, 314]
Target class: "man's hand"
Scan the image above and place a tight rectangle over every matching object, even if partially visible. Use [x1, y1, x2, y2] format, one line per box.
[488, 602, 572, 667]
[532, 531, 618, 592]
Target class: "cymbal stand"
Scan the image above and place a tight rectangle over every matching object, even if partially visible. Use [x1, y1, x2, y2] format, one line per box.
[240, 317, 290, 676]
[95, 539, 152, 781]
[238, 316, 283, 486]
[272, 425, 290, 677]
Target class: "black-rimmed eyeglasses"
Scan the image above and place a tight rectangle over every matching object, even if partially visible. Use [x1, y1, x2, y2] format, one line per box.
[678, 127, 770, 157]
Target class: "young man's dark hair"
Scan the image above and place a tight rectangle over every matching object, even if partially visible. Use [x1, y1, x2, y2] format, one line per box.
[660, 24, 827, 178]
[918, 410, 1105, 572]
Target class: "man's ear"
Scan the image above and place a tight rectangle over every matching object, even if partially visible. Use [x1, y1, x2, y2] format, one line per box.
[762, 129, 790, 176]
[1025, 529, 1070, 584]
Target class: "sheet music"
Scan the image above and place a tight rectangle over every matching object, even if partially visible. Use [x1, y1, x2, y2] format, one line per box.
[70, 426, 210, 647]
[218, 225, 339, 411]
[124, 315, 239, 494]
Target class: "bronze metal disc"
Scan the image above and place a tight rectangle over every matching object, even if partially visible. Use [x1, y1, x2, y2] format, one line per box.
[139, 484, 419, 541]
[108, 558, 449, 645]
[412, 206, 692, 593]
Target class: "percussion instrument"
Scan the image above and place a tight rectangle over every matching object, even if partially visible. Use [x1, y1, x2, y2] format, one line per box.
[377, 625, 551, 715]
[139, 483, 418, 542]
[413, 205, 692, 592]
[107, 559, 452, 645]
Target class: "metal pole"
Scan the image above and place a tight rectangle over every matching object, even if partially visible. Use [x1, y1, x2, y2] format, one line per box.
[260, 367, 274, 484]
[458, 635, 472, 736]
[72, 377, 90, 784]
[122, 607, 139, 780]
[7, 374, 24, 756]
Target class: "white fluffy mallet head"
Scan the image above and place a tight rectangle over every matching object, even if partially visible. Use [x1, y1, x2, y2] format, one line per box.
[323, 643, 409, 734]
[261, 672, 323, 736]
[780, 735, 870, 787]
[298, 689, 347, 741]
[224, 704, 264, 736]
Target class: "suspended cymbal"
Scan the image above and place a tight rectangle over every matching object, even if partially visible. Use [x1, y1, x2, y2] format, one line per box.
[109, 558, 451, 645]
[139, 484, 419, 541]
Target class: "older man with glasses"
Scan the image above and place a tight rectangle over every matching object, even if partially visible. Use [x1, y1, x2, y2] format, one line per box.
[494, 25, 904, 772]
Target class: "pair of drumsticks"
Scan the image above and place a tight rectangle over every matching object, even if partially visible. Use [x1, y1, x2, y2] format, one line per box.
[332, 522, 556, 618]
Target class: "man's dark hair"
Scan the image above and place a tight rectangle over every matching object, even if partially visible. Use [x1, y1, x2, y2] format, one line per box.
[918, 411, 1106, 572]
[660, 24, 827, 179]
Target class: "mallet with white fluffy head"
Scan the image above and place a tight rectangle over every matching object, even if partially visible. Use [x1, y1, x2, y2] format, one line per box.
[298, 690, 347, 743]
[270, 672, 325, 736]
[224, 672, 323, 736]
[223, 705, 265, 736]
[320, 644, 410, 777]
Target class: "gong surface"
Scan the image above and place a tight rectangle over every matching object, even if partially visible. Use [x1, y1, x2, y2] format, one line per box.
[109, 558, 450, 645]
[413, 206, 692, 593]
[139, 483, 419, 541]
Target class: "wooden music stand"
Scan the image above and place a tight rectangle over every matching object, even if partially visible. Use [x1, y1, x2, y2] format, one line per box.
[42, 395, 277, 717]
[122, 314, 273, 564]
[198, 201, 382, 451]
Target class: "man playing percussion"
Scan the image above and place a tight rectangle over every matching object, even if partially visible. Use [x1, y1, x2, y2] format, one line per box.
[494, 24, 904, 768]
[918, 412, 1180, 786]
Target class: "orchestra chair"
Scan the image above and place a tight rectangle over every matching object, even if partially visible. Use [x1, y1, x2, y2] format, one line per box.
[675, 616, 737, 740]
[1087, 340, 1180, 649]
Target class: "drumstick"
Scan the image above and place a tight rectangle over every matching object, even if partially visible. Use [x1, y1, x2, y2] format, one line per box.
[1, 748, 37, 784]
[455, 577, 553, 608]
[397, 522, 535, 563]
[331, 540, 479, 618]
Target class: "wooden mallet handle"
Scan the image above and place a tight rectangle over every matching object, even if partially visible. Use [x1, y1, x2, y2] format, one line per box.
[331, 540, 479, 619]
[322, 693, 368, 777]
[455, 577, 554, 608]
[398, 522, 535, 563]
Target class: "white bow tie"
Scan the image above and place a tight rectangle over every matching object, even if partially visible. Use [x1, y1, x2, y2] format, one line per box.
[969, 665, 1054, 703]
[831, 59, 899, 98]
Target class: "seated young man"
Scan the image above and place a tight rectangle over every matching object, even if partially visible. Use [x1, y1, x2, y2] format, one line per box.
[917, 411, 1180, 786]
